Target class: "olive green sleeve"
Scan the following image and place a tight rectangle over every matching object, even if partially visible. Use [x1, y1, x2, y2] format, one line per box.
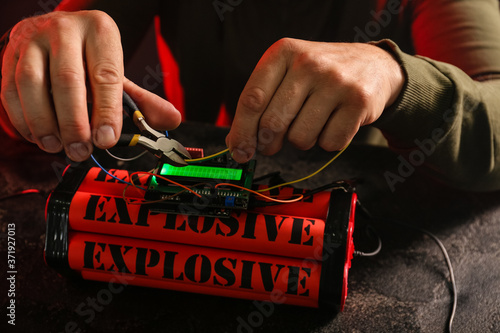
[373, 41, 500, 191]
[369, 0, 500, 191]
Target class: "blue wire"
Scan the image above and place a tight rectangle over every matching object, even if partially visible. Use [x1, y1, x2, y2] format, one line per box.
[90, 154, 146, 190]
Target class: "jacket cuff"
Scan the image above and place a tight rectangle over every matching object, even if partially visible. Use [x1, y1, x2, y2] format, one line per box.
[369, 39, 455, 148]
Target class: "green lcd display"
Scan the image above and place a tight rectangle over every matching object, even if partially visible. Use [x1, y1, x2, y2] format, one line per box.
[160, 164, 243, 181]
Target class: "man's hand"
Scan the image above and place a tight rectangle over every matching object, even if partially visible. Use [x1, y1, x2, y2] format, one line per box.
[0, 11, 181, 161]
[226, 38, 405, 163]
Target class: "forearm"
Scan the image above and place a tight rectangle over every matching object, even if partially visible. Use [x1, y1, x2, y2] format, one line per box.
[374, 40, 500, 191]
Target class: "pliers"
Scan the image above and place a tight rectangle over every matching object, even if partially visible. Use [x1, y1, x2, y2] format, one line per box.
[116, 91, 191, 167]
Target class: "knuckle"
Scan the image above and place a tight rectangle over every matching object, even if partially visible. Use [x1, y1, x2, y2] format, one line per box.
[353, 85, 375, 108]
[25, 116, 55, 137]
[93, 105, 120, 124]
[319, 139, 342, 152]
[295, 51, 325, 74]
[272, 37, 296, 54]
[259, 114, 287, 134]
[319, 131, 351, 152]
[288, 132, 315, 150]
[91, 61, 122, 85]
[48, 14, 77, 33]
[239, 86, 268, 114]
[288, 124, 316, 150]
[52, 68, 84, 88]
[85, 10, 120, 38]
[59, 119, 89, 138]
[16, 64, 43, 86]
[342, 80, 376, 110]
[87, 10, 116, 30]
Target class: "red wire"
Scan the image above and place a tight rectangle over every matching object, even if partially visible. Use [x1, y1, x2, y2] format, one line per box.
[20, 189, 42, 195]
[0, 189, 43, 202]
[129, 171, 202, 198]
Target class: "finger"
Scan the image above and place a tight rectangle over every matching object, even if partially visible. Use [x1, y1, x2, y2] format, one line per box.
[123, 78, 181, 130]
[318, 105, 363, 152]
[286, 89, 339, 151]
[227, 40, 289, 163]
[85, 11, 124, 149]
[49, 23, 91, 162]
[16, 43, 62, 153]
[1, 44, 31, 141]
[256, 70, 312, 156]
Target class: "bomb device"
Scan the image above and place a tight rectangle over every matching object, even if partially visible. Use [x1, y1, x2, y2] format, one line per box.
[44, 92, 357, 311]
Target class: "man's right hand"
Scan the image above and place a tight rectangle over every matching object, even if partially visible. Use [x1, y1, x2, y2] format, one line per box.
[0, 10, 181, 161]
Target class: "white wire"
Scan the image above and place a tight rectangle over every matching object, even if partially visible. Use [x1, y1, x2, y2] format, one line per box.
[105, 149, 148, 162]
[418, 228, 457, 333]
[357, 200, 457, 333]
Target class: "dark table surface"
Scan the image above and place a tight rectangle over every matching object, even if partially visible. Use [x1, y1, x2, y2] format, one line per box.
[1, 122, 499, 333]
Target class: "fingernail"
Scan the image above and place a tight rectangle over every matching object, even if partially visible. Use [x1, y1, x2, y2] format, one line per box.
[95, 125, 116, 148]
[41, 135, 62, 152]
[68, 142, 91, 161]
[231, 148, 252, 162]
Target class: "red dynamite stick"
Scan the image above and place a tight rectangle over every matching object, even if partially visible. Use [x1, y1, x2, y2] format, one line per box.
[252, 187, 332, 220]
[78, 167, 333, 219]
[77, 167, 148, 198]
[68, 192, 326, 259]
[68, 231, 321, 307]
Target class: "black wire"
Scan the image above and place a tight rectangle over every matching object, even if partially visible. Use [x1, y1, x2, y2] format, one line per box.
[356, 199, 457, 333]
[122, 91, 139, 117]
[302, 180, 353, 199]
[253, 171, 281, 183]
[353, 225, 382, 257]
[251, 180, 354, 208]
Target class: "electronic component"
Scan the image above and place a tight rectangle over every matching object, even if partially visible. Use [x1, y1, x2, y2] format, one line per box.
[144, 151, 256, 217]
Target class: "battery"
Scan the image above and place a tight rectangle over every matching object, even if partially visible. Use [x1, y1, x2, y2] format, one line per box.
[45, 166, 356, 311]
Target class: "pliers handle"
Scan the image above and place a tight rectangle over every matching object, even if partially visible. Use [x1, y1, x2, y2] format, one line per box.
[116, 92, 191, 167]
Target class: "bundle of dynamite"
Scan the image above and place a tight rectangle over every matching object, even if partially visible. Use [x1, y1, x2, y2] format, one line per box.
[44, 155, 356, 311]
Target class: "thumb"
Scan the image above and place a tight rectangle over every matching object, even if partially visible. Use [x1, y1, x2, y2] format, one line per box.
[123, 78, 182, 130]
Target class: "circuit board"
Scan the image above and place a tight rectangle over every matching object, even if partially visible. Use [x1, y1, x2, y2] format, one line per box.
[144, 151, 256, 217]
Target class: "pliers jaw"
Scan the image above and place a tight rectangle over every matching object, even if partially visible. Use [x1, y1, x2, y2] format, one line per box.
[132, 110, 191, 166]
[117, 94, 192, 166]
[136, 136, 191, 167]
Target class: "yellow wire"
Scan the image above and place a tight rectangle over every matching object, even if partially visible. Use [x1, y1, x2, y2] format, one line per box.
[119, 142, 348, 206]
[185, 148, 230, 163]
[184, 141, 348, 192]
[256, 143, 350, 193]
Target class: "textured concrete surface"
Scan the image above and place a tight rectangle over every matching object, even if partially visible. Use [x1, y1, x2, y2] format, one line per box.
[1, 122, 499, 333]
